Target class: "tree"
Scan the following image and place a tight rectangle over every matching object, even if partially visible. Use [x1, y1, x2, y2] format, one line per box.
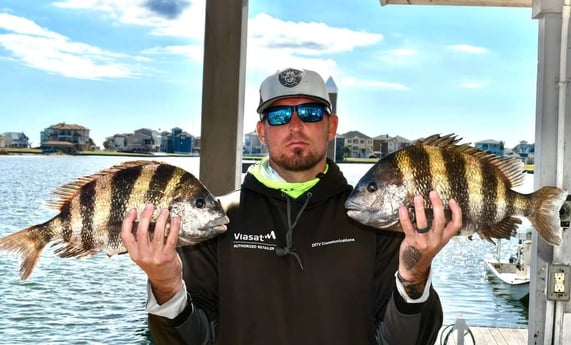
[343, 146, 351, 159]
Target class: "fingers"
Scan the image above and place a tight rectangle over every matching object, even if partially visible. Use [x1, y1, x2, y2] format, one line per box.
[136, 204, 156, 247]
[121, 204, 180, 256]
[428, 191, 445, 235]
[165, 216, 180, 249]
[121, 208, 138, 253]
[446, 198, 463, 238]
[400, 191, 461, 237]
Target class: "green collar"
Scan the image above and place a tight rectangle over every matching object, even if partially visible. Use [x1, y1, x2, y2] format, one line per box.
[248, 157, 328, 199]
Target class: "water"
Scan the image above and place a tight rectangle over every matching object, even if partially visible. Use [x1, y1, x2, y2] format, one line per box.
[0, 156, 530, 344]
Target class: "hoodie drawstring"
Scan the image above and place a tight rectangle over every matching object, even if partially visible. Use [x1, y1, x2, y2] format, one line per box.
[274, 192, 312, 270]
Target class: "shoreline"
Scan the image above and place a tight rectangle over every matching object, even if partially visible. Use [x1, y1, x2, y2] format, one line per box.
[0, 148, 379, 163]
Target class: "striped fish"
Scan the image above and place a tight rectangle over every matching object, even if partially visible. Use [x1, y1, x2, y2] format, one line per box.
[0, 160, 229, 280]
[344, 134, 567, 246]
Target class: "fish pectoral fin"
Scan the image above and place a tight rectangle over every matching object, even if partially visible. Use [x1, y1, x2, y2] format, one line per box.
[480, 217, 521, 242]
[53, 242, 99, 259]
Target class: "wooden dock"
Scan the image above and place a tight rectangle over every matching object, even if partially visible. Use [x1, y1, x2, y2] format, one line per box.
[436, 326, 527, 345]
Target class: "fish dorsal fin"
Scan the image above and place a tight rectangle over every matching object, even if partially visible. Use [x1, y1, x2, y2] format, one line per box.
[416, 133, 525, 189]
[45, 160, 163, 211]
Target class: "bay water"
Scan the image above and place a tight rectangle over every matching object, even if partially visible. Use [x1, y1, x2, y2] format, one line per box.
[0, 155, 530, 344]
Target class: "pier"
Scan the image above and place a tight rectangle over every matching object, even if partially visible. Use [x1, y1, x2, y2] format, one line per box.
[437, 326, 527, 345]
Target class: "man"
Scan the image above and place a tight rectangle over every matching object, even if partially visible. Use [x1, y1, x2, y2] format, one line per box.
[121, 67, 462, 345]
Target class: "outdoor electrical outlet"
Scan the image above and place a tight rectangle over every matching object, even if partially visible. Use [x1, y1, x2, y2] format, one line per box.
[547, 264, 571, 301]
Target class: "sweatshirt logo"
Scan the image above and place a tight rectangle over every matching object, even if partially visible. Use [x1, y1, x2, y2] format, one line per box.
[233, 230, 277, 251]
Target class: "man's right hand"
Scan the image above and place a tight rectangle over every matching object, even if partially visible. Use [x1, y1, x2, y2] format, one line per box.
[121, 204, 183, 305]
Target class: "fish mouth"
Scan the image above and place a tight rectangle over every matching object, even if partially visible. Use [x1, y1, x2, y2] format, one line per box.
[206, 215, 230, 231]
[345, 202, 396, 229]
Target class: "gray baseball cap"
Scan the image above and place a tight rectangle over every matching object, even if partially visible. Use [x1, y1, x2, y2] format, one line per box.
[256, 67, 332, 116]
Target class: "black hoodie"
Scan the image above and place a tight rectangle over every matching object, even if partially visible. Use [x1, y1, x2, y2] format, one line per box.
[148, 159, 443, 345]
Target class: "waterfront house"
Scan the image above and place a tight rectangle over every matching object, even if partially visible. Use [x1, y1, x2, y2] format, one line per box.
[40, 123, 92, 153]
[334, 134, 346, 161]
[475, 139, 505, 156]
[341, 131, 374, 158]
[512, 140, 535, 164]
[0, 134, 4, 148]
[135, 128, 162, 152]
[243, 130, 267, 156]
[104, 133, 129, 151]
[2, 132, 29, 148]
[160, 127, 193, 154]
[372, 134, 411, 158]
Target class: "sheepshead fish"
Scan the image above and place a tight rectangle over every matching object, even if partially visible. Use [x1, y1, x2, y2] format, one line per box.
[344, 134, 567, 246]
[0, 160, 229, 280]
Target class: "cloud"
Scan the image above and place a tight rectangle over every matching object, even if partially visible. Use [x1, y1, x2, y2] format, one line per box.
[458, 80, 488, 89]
[246, 13, 383, 76]
[143, 45, 203, 63]
[54, 0, 205, 39]
[0, 13, 141, 79]
[0, 5, 384, 81]
[448, 44, 489, 54]
[143, 0, 190, 19]
[377, 47, 419, 66]
[250, 14, 382, 56]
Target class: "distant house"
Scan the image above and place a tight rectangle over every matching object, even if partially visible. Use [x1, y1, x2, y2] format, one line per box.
[475, 139, 504, 157]
[243, 131, 267, 156]
[134, 128, 162, 152]
[340, 131, 374, 158]
[40, 123, 92, 153]
[512, 140, 535, 164]
[2, 132, 29, 148]
[0, 134, 4, 148]
[104, 133, 129, 151]
[372, 134, 411, 158]
[161, 127, 193, 154]
[334, 135, 346, 161]
[192, 136, 201, 154]
[125, 131, 154, 153]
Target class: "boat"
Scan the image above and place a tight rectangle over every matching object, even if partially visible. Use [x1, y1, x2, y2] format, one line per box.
[484, 232, 531, 301]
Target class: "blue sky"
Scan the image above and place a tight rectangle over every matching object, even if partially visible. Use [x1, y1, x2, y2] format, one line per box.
[0, 0, 538, 149]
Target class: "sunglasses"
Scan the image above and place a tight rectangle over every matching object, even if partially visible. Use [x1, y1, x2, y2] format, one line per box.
[262, 103, 330, 126]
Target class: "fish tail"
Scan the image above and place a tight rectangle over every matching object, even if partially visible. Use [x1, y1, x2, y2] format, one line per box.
[0, 225, 48, 280]
[527, 186, 568, 246]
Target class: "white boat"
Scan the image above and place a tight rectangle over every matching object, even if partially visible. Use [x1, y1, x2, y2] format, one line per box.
[484, 233, 531, 301]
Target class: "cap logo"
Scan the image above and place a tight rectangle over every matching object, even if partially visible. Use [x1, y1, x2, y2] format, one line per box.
[278, 68, 303, 88]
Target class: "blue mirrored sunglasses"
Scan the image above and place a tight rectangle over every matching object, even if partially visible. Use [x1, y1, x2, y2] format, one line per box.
[262, 103, 330, 126]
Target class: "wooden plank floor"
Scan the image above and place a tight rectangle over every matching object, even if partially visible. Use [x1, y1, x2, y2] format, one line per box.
[436, 326, 527, 345]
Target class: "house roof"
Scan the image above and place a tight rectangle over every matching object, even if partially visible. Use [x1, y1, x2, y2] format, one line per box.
[49, 122, 89, 131]
[342, 130, 371, 139]
[373, 134, 391, 140]
[475, 139, 502, 144]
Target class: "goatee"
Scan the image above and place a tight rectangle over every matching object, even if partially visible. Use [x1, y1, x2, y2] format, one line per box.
[276, 147, 322, 172]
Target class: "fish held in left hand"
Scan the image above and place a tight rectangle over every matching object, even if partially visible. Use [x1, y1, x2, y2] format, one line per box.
[344, 134, 567, 246]
[0, 160, 229, 280]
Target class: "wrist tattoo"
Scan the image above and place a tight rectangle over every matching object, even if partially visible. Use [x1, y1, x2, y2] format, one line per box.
[397, 271, 426, 299]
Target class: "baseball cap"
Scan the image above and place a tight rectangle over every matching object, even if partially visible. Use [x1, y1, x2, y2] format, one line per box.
[256, 68, 332, 116]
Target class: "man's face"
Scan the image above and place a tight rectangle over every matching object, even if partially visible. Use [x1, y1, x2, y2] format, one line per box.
[256, 97, 338, 173]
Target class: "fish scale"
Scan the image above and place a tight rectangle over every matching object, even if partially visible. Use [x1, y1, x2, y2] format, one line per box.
[0, 160, 229, 280]
[345, 134, 567, 246]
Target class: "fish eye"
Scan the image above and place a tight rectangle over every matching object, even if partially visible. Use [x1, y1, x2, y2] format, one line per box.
[195, 198, 205, 208]
[366, 182, 377, 193]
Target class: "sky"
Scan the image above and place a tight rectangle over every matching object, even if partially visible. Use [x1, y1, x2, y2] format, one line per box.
[0, 0, 539, 149]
